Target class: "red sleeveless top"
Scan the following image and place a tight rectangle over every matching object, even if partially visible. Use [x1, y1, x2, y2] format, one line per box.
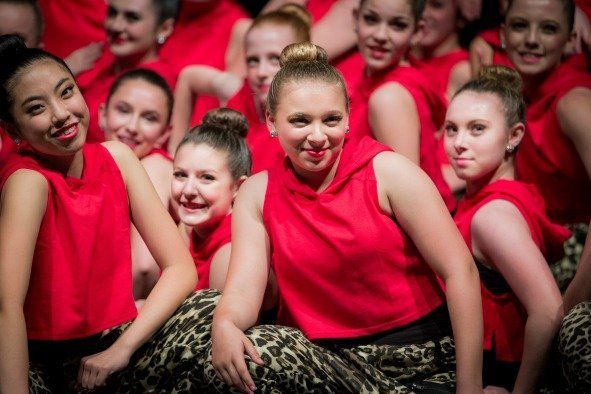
[411, 49, 469, 103]
[0, 128, 17, 168]
[263, 137, 446, 340]
[515, 62, 591, 224]
[0, 144, 137, 340]
[76, 52, 177, 144]
[39, 0, 106, 59]
[454, 180, 570, 362]
[190, 214, 232, 290]
[348, 66, 455, 211]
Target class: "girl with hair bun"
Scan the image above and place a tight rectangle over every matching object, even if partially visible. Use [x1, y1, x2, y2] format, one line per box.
[171, 108, 252, 291]
[348, 0, 456, 210]
[99, 68, 176, 303]
[445, 65, 569, 392]
[207, 42, 483, 393]
[169, 3, 311, 173]
[0, 35, 211, 392]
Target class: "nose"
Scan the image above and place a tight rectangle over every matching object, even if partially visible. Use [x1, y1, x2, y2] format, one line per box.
[257, 59, 272, 80]
[307, 122, 328, 146]
[525, 26, 540, 48]
[452, 130, 467, 152]
[181, 176, 199, 199]
[50, 99, 71, 126]
[125, 114, 140, 136]
[108, 13, 125, 33]
[373, 23, 388, 43]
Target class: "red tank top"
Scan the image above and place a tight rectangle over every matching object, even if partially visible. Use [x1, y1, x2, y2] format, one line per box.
[190, 214, 232, 290]
[348, 66, 455, 211]
[0, 144, 137, 340]
[39, 0, 106, 59]
[411, 49, 469, 104]
[146, 148, 173, 162]
[76, 51, 177, 144]
[263, 137, 446, 340]
[0, 128, 17, 168]
[454, 180, 570, 362]
[515, 62, 591, 224]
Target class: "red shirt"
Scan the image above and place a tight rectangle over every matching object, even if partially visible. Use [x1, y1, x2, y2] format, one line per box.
[39, 0, 106, 59]
[0, 128, 17, 169]
[454, 180, 570, 362]
[190, 214, 232, 290]
[263, 137, 446, 340]
[516, 62, 591, 224]
[0, 144, 137, 340]
[76, 51, 177, 144]
[411, 49, 469, 104]
[348, 66, 455, 211]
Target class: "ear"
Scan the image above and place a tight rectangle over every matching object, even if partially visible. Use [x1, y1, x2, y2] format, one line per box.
[232, 175, 248, 199]
[500, 23, 507, 48]
[154, 125, 172, 149]
[508, 122, 525, 148]
[157, 18, 175, 42]
[265, 110, 275, 134]
[1, 120, 22, 142]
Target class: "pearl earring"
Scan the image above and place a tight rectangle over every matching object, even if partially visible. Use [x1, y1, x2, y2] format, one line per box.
[157, 35, 166, 45]
[506, 144, 515, 153]
[13, 137, 21, 145]
[270, 128, 278, 138]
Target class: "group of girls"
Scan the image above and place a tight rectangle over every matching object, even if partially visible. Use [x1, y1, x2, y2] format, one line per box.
[2, 0, 591, 393]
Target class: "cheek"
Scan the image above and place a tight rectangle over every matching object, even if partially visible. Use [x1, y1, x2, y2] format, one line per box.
[170, 180, 185, 201]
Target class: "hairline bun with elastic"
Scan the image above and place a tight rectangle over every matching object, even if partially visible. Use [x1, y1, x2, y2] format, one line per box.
[280, 42, 329, 68]
[477, 65, 523, 97]
[202, 107, 249, 138]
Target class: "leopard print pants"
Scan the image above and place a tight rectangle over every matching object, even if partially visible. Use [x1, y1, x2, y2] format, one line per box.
[558, 301, 591, 392]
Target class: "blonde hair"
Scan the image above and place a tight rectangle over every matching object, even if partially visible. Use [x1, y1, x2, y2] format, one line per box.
[454, 65, 525, 127]
[249, 3, 312, 43]
[266, 42, 349, 116]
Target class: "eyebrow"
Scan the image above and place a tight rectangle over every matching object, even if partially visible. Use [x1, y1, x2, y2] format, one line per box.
[21, 77, 71, 108]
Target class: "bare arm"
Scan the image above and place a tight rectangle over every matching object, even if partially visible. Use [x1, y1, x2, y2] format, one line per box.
[225, 18, 253, 77]
[472, 201, 563, 393]
[447, 60, 472, 102]
[209, 243, 232, 290]
[469, 36, 494, 78]
[79, 141, 197, 389]
[0, 171, 48, 393]
[369, 83, 421, 164]
[310, 0, 358, 60]
[169, 66, 243, 155]
[374, 152, 483, 393]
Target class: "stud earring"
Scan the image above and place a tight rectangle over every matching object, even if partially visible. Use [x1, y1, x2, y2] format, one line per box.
[157, 35, 166, 45]
[270, 128, 278, 138]
[13, 137, 21, 145]
[345, 126, 350, 134]
[506, 144, 515, 153]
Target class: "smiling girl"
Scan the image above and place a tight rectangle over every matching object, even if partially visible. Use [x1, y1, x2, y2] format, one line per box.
[348, 0, 456, 210]
[0, 35, 205, 392]
[445, 65, 569, 392]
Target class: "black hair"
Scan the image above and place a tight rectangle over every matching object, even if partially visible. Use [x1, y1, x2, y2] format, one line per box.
[151, 0, 180, 24]
[0, 0, 44, 45]
[0, 34, 73, 123]
[177, 108, 252, 179]
[107, 68, 174, 124]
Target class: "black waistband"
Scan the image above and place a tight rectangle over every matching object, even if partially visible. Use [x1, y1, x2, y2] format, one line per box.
[316, 304, 452, 349]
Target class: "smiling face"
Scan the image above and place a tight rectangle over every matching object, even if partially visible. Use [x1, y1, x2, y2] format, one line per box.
[100, 78, 171, 159]
[444, 91, 520, 182]
[245, 23, 298, 107]
[171, 143, 240, 234]
[503, 0, 572, 78]
[8, 59, 88, 156]
[355, 0, 417, 74]
[105, 0, 164, 59]
[268, 79, 348, 179]
[419, 0, 458, 50]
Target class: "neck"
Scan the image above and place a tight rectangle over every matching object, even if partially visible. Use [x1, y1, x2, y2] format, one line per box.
[414, 33, 460, 58]
[254, 97, 266, 123]
[365, 56, 409, 78]
[293, 152, 342, 193]
[193, 212, 229, 240]
[114, 48, 159, 73]
[465, 158, 515, 197]
[521, 64, 559, 99]
[38, 149, 84, 179]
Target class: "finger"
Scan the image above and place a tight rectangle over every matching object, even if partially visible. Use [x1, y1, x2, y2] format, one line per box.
[77, 359, 85, 385]
[87, 367, 100, 391]
[219, 368, 234, 388]
[95, 369, 110, 387]
[227, 361, 249, 392]
[234, 357, 256, 393]
[243, 338, 264, 365]
[81, 362, 93, 389]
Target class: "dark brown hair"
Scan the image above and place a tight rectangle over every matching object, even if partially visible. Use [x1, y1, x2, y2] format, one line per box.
[249, 3, 312, 43]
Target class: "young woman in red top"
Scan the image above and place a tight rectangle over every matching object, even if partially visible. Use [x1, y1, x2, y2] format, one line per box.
[0, 35, 206, 392]
[77, 0, 178, 143]
[348, 0, 455, 210]
[207, 42, 483, 393]
[169, 4, 311, 173]
[445, 65, 568, 392]
[171, 108, 250, 291]
[99, 68, 176, 303]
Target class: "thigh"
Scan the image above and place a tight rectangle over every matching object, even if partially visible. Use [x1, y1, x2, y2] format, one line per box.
[558, 301, 591, 392]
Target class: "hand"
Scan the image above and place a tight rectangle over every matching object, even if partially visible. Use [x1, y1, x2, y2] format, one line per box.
[64, 42, 103, 76]
[457, 0, 482, 21]
[77, 343, 132, 390]
[469, 36, 494, 77]
[211, 319, 264, 394]
[484, 385, 511, 394]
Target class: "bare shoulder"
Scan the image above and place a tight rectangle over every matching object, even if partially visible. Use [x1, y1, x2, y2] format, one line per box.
[140, 154, 174, 174]
[235, 171, 269, 211]
[100, 140, 136, 164]
[373, 151, 427, 182]
[370, 82, 413, 107]
[557, 86, 591, 120]
[471, 199, 529, 241]
[2, 169, 48, 197]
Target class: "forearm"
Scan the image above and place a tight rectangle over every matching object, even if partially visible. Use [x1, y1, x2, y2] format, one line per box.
[443, 264, 483, 392]
[169, 74, 197, 155]
[513, 309, 563, 394]
[110, 261, 196, 355]
[0, 310, 29, 393]
[213, 289, 262, 332]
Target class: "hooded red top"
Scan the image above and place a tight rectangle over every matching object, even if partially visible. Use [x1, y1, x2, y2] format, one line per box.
[76, 51, 176, 144]
[515, 62, 591, 224]
[39, 0, 106, 59]
[263, 137, 446, 340]
[454, 180, 569, 362]
[0, 144, 137, 340]
[348, 66, 455, 211]
[190, 214, 232, 290]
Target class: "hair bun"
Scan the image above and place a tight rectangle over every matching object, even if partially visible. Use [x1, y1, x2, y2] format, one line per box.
[0, 34, 27, 60]
[277, 3, 312, 29]
[478, 65, 523, 95]
[280, 42, 328, 67]
[202, 108, 249, 138]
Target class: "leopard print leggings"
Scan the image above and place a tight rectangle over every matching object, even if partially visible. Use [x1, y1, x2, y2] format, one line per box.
[28, 290, 220, 393]
[558, 301, 591, 392]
